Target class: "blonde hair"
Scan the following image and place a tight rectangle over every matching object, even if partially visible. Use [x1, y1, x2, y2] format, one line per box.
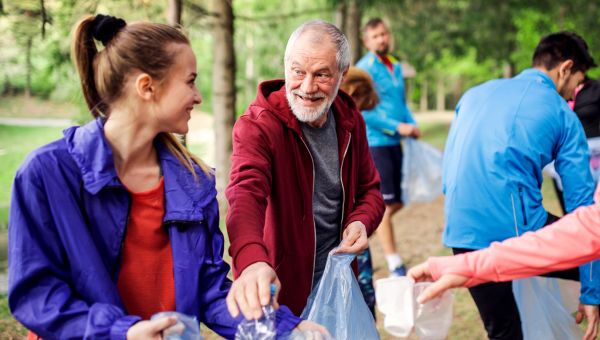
[341, 67, 379, 110]
[71, 15, 209, 176]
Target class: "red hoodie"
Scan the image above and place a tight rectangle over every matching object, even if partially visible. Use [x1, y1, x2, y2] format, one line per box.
[226, 79, 384, 315]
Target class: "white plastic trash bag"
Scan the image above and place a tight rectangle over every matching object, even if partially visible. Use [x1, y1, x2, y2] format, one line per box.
[302, 249, 379, 340]
[513, 277, 583, 340]
[401, 138, 443, 204]
[376, 277, 453, 340]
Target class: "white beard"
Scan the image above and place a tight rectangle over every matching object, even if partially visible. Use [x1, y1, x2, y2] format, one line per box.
[285, 81, 341, 123]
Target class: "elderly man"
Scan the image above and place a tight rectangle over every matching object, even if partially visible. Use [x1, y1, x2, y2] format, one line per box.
[356, 18, 420, 277]
[224, 20, 384, 319]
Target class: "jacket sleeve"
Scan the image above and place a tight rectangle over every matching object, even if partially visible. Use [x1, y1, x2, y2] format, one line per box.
[361, 107, 403, 136]
[198, 201, 301, 339]
[345, 113, 385, 236]
[427, 186, 600, 289]
[225, 115, 274, 276]
[554, 107, 600, 304]
[8, 161, 140, 339]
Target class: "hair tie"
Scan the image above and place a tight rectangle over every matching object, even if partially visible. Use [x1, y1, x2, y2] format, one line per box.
[91, 14, 126, 46]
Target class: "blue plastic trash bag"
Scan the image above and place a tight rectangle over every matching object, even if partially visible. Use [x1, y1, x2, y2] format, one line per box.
[401, 138, 443, 204]
[301, 249, 379, 340]
[151, 311, 203, 340]
[235, 284, 277, 340]
[513, 277, 583, 340]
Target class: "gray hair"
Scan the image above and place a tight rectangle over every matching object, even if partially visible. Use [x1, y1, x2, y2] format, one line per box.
[283, 20, 350, 73]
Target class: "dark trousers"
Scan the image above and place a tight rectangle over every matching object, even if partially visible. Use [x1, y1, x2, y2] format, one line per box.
[453, 213, 579, 340]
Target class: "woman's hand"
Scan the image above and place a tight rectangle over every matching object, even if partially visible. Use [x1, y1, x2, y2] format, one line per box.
[126, 316, 178, 340]
[407, 262, 469, 303]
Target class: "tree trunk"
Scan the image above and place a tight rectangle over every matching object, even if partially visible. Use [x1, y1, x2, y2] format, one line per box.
[502, 62, 514, 78]
[452, 77, 463, 108]
[212, 0, 236, 215]
[334, 3, 346, 33]
[244, 34, 255, 109]
[25, 37, 32, 98]
[345, 0, 361, 65]
[40, 0, 47, 38]
[167, 0, 187, 145]
[436, 77, 445, 111]
[419, 77, 428, 112]
[167, 0, 182, 26]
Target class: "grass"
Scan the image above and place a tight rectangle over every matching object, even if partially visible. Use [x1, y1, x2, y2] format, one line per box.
[0, 125, 65, 230]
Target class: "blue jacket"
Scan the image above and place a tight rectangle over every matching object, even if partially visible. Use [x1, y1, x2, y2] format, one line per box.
[443, 68, 600, 304]
[356, 51, 417, 147]
[8, 118, 300, 339]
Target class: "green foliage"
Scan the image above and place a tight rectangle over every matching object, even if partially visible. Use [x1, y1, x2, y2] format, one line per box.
[1, 0, 600, 113]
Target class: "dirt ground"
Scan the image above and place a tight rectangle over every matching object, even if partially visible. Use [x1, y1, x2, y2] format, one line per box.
[369, 196, 487, 340]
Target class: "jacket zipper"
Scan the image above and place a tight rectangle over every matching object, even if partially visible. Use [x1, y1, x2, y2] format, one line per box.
[299, 136, 317, 292]
[510, 193, 519, 237]
[519, 186, 528, 226]
[339, 133, 351, 241]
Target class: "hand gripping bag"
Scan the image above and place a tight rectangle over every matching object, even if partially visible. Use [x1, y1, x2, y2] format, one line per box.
[401, 138, 443, 204]
[301, 250, 379, 340]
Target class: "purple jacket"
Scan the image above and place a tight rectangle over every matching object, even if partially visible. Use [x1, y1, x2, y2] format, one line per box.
[8, 118, 300, 339]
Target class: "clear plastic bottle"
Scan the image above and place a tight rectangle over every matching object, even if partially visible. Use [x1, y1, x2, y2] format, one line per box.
[234, 284, 277, 340]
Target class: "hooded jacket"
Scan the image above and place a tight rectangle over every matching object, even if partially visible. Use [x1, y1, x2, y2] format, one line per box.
[8, 118, 300, 339]
[226, 80, 384, 315]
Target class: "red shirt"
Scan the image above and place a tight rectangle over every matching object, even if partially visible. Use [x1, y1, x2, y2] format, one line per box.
[117, 177, 175, 320]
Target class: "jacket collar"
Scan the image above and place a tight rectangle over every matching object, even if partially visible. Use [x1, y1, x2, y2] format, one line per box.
[253, 79, 358, 136]
[364, 51, 399, 66]
[64, 118, 215, 222]
[517, 68, 557, 90]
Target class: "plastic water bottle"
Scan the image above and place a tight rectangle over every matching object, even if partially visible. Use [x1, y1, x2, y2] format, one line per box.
[234, 284, 277, 340]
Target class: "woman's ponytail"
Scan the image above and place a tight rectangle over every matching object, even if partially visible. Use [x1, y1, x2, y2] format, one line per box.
[71, 16, 105, 117]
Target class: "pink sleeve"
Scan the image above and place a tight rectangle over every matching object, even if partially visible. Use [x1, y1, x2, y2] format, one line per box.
[428, 189, 600, 287]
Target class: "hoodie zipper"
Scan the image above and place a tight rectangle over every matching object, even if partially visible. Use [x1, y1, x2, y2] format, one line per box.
[299, 136, 317, 292]
[339, 133, 351, 241]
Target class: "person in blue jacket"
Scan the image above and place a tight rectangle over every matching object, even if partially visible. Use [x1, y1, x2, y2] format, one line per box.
[7, 14, 320, 339]
[356, 18, 420, 277]
[443, 31, 600, 339]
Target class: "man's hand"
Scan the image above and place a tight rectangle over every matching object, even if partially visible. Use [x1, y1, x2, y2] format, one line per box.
[294, 320, 331, 339]
[126, 316, 177, 340]
[397, 123, 421, 138]
[335, 221, 368, 254]
[226, 262, 280, 320]
[407, 262, 469, 303]
[576, 303, 599, 340]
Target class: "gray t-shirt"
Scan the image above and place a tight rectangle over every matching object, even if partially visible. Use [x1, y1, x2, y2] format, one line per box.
[300, 110, 343, 288]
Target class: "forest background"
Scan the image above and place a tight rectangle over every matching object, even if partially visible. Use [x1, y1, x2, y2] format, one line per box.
[0, 0, 599, 338]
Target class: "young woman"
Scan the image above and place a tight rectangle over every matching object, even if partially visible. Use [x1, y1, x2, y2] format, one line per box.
[8, 14, 318, 339]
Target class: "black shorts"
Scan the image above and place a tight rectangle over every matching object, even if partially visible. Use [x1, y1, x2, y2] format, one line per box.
[369, 145, 403, 205]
